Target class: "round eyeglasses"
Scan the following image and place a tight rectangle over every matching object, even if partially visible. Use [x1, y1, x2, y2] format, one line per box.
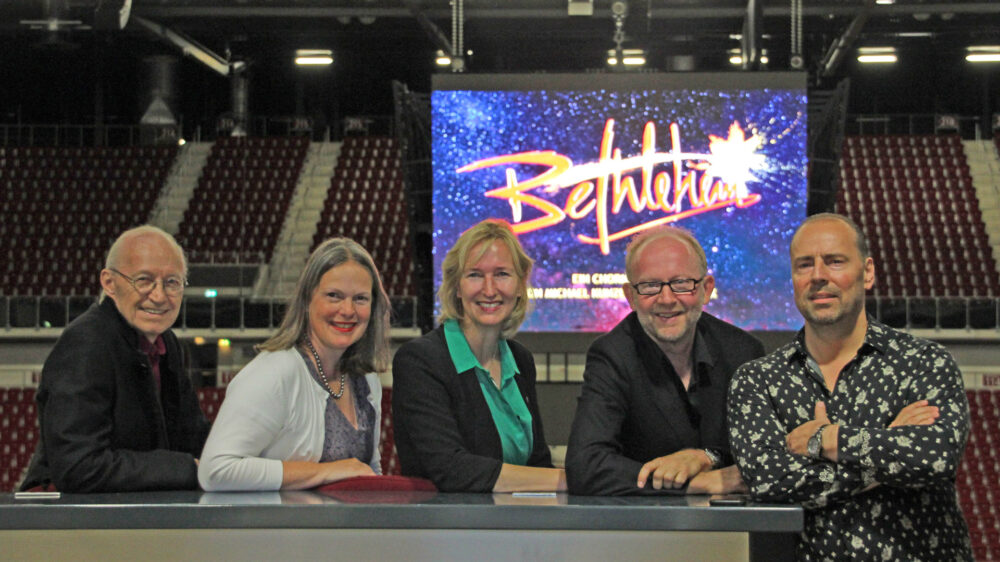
[110, 268, 186, 297]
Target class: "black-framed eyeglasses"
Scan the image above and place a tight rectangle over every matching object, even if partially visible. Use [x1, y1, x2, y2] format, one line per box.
[110, 268, 186, 297]
[632, 277, 705, 296]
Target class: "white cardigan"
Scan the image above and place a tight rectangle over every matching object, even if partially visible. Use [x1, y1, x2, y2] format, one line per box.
[198, 348, 382, 491]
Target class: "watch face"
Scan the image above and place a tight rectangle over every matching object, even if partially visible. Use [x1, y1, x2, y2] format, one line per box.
[807, 426, 824, 458]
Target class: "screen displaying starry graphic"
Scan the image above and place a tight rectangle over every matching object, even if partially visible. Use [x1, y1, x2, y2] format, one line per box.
[432, 74, 807, 332]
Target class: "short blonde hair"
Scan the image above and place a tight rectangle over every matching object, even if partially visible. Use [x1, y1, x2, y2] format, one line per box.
[258, 238, 391, 375]
[625, 225, 708, 282]
[437, 220, 534, 339]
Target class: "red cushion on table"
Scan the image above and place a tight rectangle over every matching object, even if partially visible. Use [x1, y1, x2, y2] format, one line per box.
[314, 475, 437, 504]
[315, 475, 436, 493]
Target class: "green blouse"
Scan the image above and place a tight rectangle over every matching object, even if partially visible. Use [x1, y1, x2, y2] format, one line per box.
[443, 319, 533, 465]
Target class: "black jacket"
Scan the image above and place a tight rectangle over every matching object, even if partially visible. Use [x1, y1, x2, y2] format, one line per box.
[21, 298, 210, 492]
[565, 311, 765, 496]
[391, 325, 553, 492]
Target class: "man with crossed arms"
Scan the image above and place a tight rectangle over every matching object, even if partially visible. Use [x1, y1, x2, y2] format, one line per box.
[729, 213, 972, 560]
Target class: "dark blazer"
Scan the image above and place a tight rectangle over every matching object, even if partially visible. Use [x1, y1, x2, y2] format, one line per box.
[565, 311, 765, 496]
[21, 298, 210, 492]
[391, 325, 553, 492]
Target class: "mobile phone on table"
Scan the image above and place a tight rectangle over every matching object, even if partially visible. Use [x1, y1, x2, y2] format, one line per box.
[708, 494, 747, 506]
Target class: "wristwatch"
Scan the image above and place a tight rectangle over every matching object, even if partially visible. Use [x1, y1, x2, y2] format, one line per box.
[807, 424, 829, 460]
[703, 448, 722, 469]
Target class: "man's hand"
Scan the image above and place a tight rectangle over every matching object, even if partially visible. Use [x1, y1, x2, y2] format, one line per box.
[889, 400, 939, 428]
[786, 402, 832, 457]
[636, 449, 713, 490]
[686, 465, 748, 495]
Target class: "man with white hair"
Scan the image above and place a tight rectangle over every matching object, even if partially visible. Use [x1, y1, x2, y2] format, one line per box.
[21, 225, 209, 492]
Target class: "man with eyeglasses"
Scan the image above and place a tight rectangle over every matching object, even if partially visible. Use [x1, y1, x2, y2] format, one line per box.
[566, 226, 765, 495]
[21, 225, 210, 492]
[728, 214, 972, 559]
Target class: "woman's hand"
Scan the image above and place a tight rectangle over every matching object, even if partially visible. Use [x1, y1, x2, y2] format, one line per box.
[281, 458, 376, 490]
[319, 458, 377, 483]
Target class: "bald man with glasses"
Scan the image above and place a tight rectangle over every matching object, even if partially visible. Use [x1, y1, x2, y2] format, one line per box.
[21, 225, 210, 493]
[566, 226, 765, 496]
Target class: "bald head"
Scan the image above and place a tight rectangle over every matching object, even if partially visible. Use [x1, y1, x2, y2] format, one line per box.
[105, 225, 187, 277]
[791, 213, 869, 261]
[625, 226, 708, 283]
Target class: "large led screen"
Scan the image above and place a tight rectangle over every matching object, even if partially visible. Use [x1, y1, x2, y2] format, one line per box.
[432, 73, 807, 332]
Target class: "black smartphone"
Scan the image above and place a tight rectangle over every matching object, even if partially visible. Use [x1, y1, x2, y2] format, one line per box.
[708, 495, 747, 506]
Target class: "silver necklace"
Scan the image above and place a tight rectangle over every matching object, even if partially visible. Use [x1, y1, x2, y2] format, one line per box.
[303, 338, 346, 399]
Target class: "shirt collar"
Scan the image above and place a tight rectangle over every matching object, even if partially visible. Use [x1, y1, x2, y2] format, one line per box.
[443, 318, 520, 377]
[789, 314, 886, 362]
[138, 333, 166, 357]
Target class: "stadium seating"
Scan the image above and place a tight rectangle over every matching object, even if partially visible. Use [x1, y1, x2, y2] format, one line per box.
[313, 136, 414, 297]
[960, 389, 1000, 561]
[836, 134, 1000, 297]
[0, 387, 37, 492]
[175, 136, 308, 264]
[0, 146, 177, 296]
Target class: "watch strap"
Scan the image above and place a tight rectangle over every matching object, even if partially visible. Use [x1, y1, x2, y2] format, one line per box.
[809, 423, 830, 460]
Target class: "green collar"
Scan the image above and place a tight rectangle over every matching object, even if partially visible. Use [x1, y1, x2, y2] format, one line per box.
[443, 319, 520, 378]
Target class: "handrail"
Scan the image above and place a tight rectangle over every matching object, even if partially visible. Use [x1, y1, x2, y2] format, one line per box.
[0, 294, 992, 336]
[0, 115, 397, 147]
[0, 294, 419, 334]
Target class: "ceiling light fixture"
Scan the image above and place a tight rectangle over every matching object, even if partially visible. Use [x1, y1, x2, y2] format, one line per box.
[858, 46, 897, 64]
[967, 46, 1000, 63]
[295, 49, 333, 66]
[607, 48, 646, 66]
[435, 50, 452, 66]
[858, 54, 897, 63]
[728, 48, 767, 66]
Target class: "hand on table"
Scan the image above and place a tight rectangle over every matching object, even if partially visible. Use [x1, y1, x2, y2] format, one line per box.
[637, 449, 713, 490]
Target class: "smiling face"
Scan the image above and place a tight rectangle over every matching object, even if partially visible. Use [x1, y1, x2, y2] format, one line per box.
[623, 235, 714, 354]
[790, 217, 875, 330]
[100, 233, 185, 343]
[458, 239, 520, 335]
[307, 260, 373, 360]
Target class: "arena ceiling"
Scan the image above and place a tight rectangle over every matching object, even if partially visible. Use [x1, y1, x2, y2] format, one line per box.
[2, 1, 999, 78]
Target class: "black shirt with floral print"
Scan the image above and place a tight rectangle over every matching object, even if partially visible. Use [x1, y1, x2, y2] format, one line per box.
[728, 318, 972, 561]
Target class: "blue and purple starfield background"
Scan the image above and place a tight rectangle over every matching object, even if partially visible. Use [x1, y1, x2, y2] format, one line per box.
[432, 74, 808, 332]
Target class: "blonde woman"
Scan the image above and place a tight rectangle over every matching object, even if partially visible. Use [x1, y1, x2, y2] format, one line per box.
[392, 220, 565, 493]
